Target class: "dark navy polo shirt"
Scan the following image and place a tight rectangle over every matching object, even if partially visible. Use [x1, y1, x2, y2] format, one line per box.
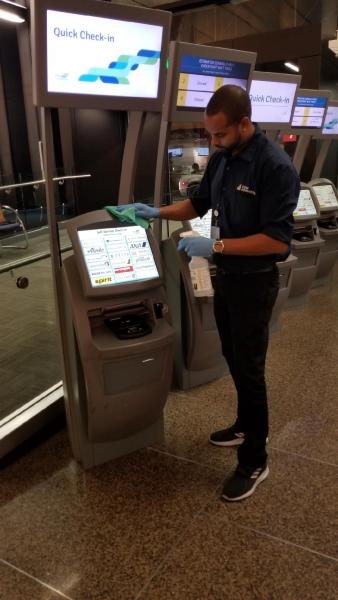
[190, 126, 300, 273]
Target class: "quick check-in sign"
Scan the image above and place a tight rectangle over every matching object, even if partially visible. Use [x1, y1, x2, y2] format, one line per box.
[46, 10, 163, 98]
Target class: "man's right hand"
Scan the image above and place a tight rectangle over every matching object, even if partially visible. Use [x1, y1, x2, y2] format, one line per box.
[115, 203, 160, 220]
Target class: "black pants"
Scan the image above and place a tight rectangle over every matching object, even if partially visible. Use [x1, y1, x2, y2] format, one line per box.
[213, 267, 279, 469]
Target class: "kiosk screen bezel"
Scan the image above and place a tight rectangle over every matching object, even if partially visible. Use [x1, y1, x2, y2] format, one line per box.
[249, 70, 301, 131]
[163, 41, 256, 123]
[293, 184, 320, 222]
[31, 0, 171, 110]
[290, 88, 330, 135]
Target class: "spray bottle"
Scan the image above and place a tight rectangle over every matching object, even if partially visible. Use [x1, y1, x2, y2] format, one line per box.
[179, 230, 214, 297]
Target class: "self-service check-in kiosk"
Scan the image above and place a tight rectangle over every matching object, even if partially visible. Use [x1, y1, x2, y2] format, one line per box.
[31, 0, 173, 466]
[161, 209, 226, 389]
[287, 183, 324, 305]
[249, 70, 302, 327]
[62, 210, 174, 467]
[308, 179, 338, 284]
[153, 41, 257, 389]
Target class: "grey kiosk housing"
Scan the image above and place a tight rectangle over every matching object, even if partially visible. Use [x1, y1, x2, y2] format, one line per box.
[63, 211, 174, 468]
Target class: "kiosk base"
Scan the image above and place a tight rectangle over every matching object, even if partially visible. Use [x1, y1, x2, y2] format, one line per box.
[68, 412, 164, 470]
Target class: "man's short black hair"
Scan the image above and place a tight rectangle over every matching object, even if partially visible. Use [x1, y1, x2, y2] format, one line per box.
[206, 85, 252, 122]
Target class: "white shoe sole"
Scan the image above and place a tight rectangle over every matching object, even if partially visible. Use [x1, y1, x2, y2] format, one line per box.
[222, 465, 269, 502]
[209, 437, 244, 447]
[209, 436, 269, 448]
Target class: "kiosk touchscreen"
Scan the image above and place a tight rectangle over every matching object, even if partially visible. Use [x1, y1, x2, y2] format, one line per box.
[63, 211, 174, 468]
[322, 103, 338, 136]
[308, 179, 338, 284]
[287, 184, 324, 304]
[249, 71, 301, 130]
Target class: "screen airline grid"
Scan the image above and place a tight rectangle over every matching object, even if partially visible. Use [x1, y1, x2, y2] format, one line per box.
[292, 95, 327, 128]
[190, 209, 212, 238]
[249, 80, 297, 123]
[312, 185, 338, 209]
[293, 189, 317, 218]
[46, 10, 163, 98]
[176, 55, 250, 110]
[78, 226, 159, 287]
[322, 105, 338, 135]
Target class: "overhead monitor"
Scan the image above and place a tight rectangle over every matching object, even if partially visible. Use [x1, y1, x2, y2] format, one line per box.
[163, 41, 256, 122]
[291, 88, 330, 135]
[31, 0, 171, 110]
[249, 71, 301, 130]
[293, 187, 319, 221]
[322, 101, 338, 138]
[197, 147, 209, 156]
[168, 147, 183, 157]
[189, 209, 212, 238]
[311, 183, 338, 211]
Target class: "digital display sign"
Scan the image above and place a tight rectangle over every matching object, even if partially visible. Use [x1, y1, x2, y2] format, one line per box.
[249, 79, 297, 124]
[189, 209, 212, 238]
[78, 225, 159, 288]
[293, 189, 318, 218]
[176, 55, 250, 111]
[291, 95, 327, 129]
[322, 105, 338, 135]
[46, 9, 163, 99]
[312, 184, 338, 209]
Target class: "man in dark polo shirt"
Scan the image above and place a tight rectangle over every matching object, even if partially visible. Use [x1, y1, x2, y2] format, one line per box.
[117, 85, 300, 502]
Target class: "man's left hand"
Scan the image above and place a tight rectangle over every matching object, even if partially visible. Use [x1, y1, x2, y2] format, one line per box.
[177, 236, 214, 257]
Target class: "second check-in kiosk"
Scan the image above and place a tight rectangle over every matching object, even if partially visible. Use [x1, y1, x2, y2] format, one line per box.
[287, 183, 324, 304]
[63, 210, 174, 467]
[155, 41, 257, 389]
[308, 178, 338, 284]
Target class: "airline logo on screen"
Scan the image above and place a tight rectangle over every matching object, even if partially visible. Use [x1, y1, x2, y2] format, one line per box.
[78, 49, 160, 84]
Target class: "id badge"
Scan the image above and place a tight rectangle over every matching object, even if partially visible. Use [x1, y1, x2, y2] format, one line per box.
[211, 226, 220, 239]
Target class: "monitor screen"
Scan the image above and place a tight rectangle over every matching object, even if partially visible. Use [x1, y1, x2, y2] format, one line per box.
[197, 147, 209, 156]
[176, 55, 250, 111]
[312, 184, 338, 209]
[168, 147, 183, 157]
[189, 209, 212, 238]
[293, 189, 318, 218]
[78, 225, 159, 288]
[250, 79, 297, 124]
[46, 9, 163, 99]
[291, 95, 328, 129]
[322, 105, 338, 135]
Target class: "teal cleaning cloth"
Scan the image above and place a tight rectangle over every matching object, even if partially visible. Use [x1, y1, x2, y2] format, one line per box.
[105, 206, 149, 230]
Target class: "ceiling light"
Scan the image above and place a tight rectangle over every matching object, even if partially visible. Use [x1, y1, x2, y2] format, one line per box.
[0, 0, 26, 23]
[284, 61, 300, 73]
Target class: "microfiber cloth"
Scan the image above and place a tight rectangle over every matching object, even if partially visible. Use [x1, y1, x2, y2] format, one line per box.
[105, 206, 149, 230]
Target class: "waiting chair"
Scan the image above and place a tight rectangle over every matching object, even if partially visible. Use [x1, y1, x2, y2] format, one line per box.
[0, 204, 29, 253]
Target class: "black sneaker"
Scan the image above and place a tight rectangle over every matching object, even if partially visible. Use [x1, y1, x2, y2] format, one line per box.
[209, 425, 245, 447]
[222, 464, 269, 502]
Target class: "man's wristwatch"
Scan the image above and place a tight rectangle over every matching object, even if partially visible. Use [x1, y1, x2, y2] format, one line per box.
[212, 239, 224, 254]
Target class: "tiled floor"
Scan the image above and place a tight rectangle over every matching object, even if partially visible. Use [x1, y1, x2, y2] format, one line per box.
[1, 265, 338, 599]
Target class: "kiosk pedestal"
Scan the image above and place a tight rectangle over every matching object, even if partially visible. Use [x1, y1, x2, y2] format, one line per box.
[287, 183, 324, 306]
[63, 210, 174, 468]
[270, 254, 298, 329]
[309, 178, 338, 287]
[162, 228, 226, 390]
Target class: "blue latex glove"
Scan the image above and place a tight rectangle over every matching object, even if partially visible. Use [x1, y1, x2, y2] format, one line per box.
[115, 203, 160, 220]
[178, 236, 215, 257]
